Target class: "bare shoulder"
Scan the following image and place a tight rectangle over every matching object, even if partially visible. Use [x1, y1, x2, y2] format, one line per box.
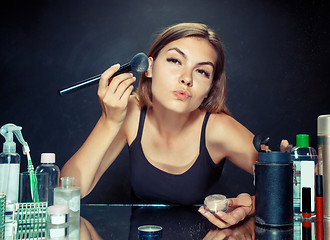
[206, 113, 257, 172]
[207, 113, 252, 141]
[123, 95, 142, 144]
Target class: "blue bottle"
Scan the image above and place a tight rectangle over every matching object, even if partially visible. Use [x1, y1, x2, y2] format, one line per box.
[35, 153, 60, 206]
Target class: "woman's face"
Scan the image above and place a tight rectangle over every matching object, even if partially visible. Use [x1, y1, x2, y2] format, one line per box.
[146, 37, 217, 114]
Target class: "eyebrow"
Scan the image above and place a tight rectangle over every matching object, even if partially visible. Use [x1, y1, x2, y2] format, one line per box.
[167, 47, 215, 69]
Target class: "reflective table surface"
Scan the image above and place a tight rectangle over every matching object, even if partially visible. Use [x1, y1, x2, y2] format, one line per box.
[3, 204, 329, 239]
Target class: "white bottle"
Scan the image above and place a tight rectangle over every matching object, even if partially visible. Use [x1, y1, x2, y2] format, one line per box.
[54, 177, 80, 221]
[35, 153, 60, 206]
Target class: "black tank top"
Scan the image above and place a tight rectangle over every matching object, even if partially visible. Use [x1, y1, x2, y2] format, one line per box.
[128, 107, 225, 205]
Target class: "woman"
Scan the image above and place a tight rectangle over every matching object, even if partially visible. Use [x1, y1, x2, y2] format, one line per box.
[61, 22, 257, 229]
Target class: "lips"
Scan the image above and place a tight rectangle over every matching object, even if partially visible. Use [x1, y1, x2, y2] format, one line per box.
[173, 89, 191, 100]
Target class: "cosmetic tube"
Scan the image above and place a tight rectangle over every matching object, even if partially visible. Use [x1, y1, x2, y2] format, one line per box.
[318, 114, 330, 219]
[316, 175, 324, 221]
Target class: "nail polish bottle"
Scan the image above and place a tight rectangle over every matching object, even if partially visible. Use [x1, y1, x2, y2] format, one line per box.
[302, 187, 312, 219]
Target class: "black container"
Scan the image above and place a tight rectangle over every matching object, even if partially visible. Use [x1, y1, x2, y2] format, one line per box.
[255, 151, 293, 227]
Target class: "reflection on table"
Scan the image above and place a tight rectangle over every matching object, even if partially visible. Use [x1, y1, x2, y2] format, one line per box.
[3, 204, 329, 239]
[79, 204, 254, 239]
[80, 205, 327, 240]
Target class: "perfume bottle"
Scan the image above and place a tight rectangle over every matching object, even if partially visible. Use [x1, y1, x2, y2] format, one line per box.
[53, 177, 80, 221]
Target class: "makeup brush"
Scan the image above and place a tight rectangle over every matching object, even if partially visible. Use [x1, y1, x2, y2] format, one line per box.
[58, 52, 149, 96]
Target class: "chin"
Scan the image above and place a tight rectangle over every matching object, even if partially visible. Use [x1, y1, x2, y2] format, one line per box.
[163, 101, 200, 114]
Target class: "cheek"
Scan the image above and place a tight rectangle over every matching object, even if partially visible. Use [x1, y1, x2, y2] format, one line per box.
[195, 82, 211, 99]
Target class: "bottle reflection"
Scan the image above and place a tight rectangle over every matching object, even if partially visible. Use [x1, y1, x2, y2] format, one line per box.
[324, 219, 330, 240]
[316, 220, 324, 240]
[302, 219, 312, 240]
[47, 215, 80, 240]
[255, 222, 293, 240]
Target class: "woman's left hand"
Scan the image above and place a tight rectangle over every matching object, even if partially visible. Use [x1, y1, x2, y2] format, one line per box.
[198, 193, 254, 229]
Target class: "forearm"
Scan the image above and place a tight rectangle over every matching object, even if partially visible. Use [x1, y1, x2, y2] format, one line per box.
[61, 116, 124, 197]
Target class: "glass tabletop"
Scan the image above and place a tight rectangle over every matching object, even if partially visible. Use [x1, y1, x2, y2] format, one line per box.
[3, 204, 328, 239]
[80, 204, 253, 239]
[80, 204, 326, 240]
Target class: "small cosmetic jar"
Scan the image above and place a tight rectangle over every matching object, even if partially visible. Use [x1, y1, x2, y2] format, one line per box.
[138, 225, 163, 240]
[204, 194, 228, 213]
[47, 205, 69, 225]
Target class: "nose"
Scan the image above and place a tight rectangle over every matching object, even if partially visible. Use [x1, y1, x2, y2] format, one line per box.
[179, 71, 193, 87]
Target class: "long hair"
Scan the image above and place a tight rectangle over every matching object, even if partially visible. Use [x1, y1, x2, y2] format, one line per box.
[135, 23, 230, 115]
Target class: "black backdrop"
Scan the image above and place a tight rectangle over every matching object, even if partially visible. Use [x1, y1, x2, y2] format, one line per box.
[1, 0, 329, 203]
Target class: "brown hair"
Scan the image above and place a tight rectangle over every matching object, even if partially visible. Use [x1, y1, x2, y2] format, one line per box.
[135, 22, 230, 115]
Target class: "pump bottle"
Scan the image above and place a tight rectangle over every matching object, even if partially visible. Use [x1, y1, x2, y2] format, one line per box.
[291, 134, 318, 218]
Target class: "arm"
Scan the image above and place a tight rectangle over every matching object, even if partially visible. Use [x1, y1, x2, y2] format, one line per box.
[200, 113, 257, 228]
[206, 113, 257, 174]
[61, 64, 136, 198]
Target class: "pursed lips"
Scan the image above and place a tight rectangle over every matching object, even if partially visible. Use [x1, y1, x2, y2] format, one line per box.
[173, 89, 191, 100]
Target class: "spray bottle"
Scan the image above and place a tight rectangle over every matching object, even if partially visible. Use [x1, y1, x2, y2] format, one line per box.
[0, 123, 34, 221]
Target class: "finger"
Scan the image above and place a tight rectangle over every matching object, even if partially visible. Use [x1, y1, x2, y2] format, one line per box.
[214, 211, 238, 227]
[98, 64, 120, 95]
[228, 195, 252, 208]
[120, 84, 134, 102]
[280, 140, 289, 153]
[198, 206, 229, 229]
[105, 73, 134, 96]
[111, 76, 136, 100]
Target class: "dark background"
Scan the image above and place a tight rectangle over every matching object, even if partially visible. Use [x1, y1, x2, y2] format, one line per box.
[1, 0, 329, 203]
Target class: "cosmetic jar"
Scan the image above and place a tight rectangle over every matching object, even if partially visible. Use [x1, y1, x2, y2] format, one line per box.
[204, 194, 228, 213]
[47, 205, 69, 225]
[255, 151, 293, 227]
[138, 225, 163, 240]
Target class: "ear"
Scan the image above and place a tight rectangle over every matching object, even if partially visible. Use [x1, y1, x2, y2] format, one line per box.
[145, 57, 154, 78]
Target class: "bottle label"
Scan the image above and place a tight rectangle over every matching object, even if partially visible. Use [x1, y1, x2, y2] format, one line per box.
[293, 161, 315, 213]
[293, 161, 301, 212]
[301, 161, 315, 212]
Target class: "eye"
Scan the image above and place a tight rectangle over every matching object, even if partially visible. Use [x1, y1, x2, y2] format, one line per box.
[167, 58, 181, 65]
[196, 69, 210, 78]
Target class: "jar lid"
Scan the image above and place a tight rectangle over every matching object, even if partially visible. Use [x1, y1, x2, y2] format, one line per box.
[48, 205, 70, 215]
[138, 225, 163, 239]
[204, 194, 228, 213]
[41, 153, 56, 163]
[318, 114, 330, 136]
[257, 151, 290, 164]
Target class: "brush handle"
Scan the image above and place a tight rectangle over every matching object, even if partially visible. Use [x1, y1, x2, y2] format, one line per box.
[28, 159, 39, 202]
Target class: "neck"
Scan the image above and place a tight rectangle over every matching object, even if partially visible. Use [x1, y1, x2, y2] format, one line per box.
[148, 105, 199, 138]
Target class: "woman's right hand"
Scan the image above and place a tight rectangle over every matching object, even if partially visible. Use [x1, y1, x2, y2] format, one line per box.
[98, 64, 136, 126]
